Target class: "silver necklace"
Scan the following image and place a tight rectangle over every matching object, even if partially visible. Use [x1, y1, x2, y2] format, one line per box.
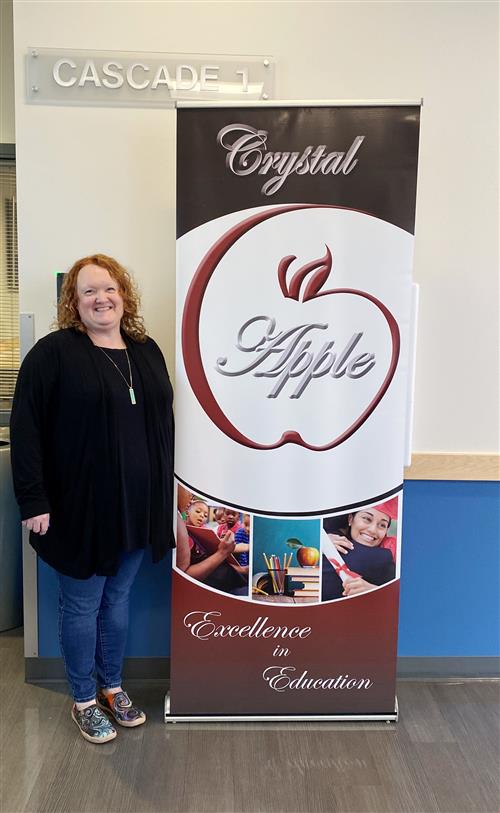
[97, 346, 136, 405]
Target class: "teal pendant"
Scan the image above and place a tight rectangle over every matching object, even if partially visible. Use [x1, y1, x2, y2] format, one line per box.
[129, 387, 136, 405]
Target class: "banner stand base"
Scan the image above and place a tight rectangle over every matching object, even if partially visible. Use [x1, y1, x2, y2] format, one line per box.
[164, 693, 399, 723]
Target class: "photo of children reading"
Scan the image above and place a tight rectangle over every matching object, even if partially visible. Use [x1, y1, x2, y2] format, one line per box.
[234, 513, 250, 567]
[175, 486, 249, 597]
[252, 516, 321, 604]
[321, 497, 398, 601]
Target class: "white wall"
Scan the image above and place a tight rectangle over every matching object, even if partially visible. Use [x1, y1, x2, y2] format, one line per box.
[12, 0, 499, 453]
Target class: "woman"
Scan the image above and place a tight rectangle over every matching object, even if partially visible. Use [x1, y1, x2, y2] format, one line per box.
[10, 254, 174, 743]
[322, 499, 398, 601]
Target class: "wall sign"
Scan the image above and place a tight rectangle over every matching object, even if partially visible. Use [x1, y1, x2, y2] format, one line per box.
[26, 48, 274, 106]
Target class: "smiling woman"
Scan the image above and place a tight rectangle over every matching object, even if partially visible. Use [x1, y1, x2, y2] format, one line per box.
[77, 266, 124, 333]
[10, 253, 175, 744]
[57, 254, 146, 342]
[321, 498, 398, 601]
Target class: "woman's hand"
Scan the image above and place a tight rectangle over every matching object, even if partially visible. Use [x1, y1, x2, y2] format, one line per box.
[343, 577, 376, 597]
[328, 533, 353, 555]
[186, 531, 236, 582]
[217, 531, 236, 558]
[22, 514, 50, 535]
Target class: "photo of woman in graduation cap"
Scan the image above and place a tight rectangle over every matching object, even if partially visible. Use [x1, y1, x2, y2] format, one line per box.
[321, 497, 398, 601]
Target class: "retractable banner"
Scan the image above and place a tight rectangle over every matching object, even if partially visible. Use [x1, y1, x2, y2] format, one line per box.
[170, 104, 420, 719]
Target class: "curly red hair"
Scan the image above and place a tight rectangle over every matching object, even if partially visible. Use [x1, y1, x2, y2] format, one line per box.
[57, 254, 146, 342]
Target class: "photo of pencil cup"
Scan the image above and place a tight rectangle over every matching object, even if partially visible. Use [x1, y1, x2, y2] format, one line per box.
[268, 567, 288, 595]
[263, 553, 292, 596]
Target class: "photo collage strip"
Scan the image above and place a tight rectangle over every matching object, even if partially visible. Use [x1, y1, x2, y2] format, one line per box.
[176, 483, 400, 604]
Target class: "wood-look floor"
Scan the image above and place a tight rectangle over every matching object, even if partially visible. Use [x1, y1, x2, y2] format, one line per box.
[1, 629, 499, 813]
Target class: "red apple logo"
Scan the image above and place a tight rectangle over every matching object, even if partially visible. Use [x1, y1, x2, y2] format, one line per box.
[296, 547, 320, 567]
[182, 204, 400, 451]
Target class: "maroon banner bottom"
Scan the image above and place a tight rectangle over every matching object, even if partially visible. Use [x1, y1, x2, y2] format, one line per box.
[170, 571, 399, 716]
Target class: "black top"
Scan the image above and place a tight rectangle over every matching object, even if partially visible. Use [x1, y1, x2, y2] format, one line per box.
[93, 347, 150, 553]
[10, 328, 175, 578]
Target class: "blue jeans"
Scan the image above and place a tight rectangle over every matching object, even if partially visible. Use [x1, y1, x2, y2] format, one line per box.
[57, 550, 145, 703]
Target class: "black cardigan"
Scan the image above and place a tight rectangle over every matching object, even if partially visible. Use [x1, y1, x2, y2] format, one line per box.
[10, 328, 175, 578]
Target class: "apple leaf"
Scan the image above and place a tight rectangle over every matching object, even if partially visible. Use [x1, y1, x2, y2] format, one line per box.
[286, 538, 304, 549]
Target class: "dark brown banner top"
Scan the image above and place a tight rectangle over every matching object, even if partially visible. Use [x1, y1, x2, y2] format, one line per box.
[177, 105, 420, 237]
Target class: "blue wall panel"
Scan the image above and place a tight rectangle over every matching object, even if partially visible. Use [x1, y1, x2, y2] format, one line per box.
[38, 551, 171, 658]
[398, 480, 500, 656]
[37, 481, 499, 658]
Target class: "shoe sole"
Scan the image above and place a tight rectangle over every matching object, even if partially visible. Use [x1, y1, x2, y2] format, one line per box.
[71, 709, 117, 743]
[97, 700, 146, 727]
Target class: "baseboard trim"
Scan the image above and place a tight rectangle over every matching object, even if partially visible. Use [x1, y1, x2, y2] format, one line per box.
[25, 657, 170, 683]
[26, 656, 499, 684]
[397, 657, 500, 678]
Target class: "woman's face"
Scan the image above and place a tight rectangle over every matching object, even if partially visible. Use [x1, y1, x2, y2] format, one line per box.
[77, 264, 124, 335]
[188, 502, 209, 527]
[348, 509, 390, 547]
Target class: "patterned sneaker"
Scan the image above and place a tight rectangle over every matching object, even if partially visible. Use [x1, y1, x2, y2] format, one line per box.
[71, 703, 117, 743]
[97, 690, 146, 728]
